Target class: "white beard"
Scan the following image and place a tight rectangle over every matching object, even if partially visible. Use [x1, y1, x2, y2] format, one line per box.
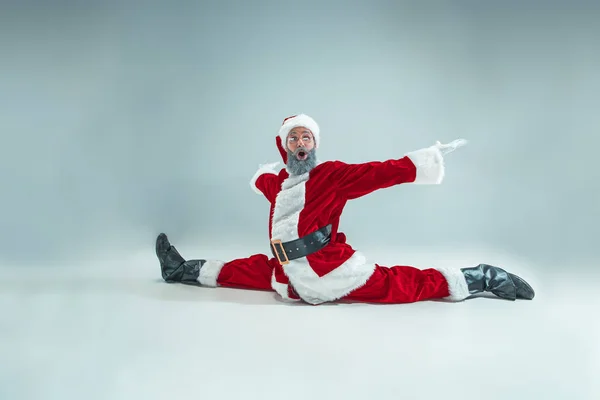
[286, 148, 317, 175]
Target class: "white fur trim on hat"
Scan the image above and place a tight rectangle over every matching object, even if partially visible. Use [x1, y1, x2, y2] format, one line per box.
[278, 114, 320, 149]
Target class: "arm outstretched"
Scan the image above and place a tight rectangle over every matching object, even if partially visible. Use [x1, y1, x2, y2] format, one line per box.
[328, 144, 446, 200]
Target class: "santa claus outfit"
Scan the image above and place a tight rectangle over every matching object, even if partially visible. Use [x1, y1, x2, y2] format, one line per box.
[155, 114, 535, 305]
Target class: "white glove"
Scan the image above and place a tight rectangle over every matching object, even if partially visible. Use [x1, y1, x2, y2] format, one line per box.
[434, 139, 468, 155]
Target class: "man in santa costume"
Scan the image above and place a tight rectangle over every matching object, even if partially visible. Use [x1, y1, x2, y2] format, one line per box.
[155, 114, 535, 305]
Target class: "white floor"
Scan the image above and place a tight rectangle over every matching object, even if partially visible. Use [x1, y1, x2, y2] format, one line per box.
[1, 246, 598, 400]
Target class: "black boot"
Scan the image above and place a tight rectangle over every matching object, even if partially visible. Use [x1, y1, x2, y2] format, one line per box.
[460, 264, 535, 301]
[155, 233, 205, 284]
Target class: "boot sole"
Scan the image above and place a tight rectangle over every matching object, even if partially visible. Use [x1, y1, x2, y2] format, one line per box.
[509, 273, 535, 300]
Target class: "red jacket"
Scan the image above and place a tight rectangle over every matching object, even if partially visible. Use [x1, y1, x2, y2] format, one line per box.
[251, 135, 445, 304]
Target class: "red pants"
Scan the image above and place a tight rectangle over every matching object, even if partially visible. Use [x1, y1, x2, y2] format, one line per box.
[212, 253, 451, 304]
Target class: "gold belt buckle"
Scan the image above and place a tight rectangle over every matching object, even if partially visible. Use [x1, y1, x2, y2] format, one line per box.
[271, 239, 290, 265]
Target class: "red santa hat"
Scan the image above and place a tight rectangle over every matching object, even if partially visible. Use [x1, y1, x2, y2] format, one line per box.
[275, 114, 320, 164]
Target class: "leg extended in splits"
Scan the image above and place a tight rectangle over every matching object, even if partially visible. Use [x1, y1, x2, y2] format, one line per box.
[155, 233, 277, 291]
[342, 263, 535, 304]
[156, 233, 534, 303]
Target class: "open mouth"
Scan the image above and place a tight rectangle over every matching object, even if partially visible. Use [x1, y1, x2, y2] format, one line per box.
[296, 150, 308, 161]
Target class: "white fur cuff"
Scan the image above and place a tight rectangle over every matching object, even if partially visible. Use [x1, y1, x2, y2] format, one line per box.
[250, 162, 280, 194]
[405, 146, 445, 184]
[271, 272, 301, 302]
[436, 267, 471, 301]
[198, 259, 226, 287]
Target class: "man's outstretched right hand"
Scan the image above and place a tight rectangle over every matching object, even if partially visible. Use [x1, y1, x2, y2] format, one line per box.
[434, 139, 468, 156]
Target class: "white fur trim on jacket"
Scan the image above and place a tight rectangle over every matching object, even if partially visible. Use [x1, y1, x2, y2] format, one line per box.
[250, 162, 281, 195]
[283, 252, 376, 305]
[270, 172, 375, 305]
[271, 271, 301, 302]
[278, 114, 320, 149]
[198, 259, 226, 287]
[405, 146, 445, 184]
[435, 267, 471, 301]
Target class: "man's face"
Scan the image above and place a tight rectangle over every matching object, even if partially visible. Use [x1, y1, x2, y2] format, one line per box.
[286, 126, 317, 175]
[286, 127, 315, 159]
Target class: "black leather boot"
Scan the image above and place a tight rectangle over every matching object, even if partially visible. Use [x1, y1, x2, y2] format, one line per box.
[460, 264, 535, 300]
[155, 233, 205, 284]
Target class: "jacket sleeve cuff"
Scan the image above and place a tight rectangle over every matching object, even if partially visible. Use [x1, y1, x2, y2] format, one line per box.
[404, 146, 445, 184]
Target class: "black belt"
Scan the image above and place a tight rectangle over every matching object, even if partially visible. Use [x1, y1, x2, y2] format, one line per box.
[270, 224, 332, 265]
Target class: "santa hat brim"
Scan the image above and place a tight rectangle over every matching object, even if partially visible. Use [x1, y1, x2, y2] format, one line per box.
[278, 114, 320, 150]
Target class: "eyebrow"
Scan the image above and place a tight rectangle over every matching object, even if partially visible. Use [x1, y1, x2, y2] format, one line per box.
[290, 130, 312, 136]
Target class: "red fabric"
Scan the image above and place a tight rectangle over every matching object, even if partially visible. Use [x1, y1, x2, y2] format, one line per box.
[244, 133, 447, 304]
[275, 136, 288, 164]
[215, 255, 449, 304]
[343, 265, 450, 303]
[216, 253, 297, 297]
[216, 254, 275, 291]
[254, 157, 418, 278]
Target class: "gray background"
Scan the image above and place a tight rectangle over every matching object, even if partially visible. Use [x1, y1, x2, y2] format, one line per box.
[1, 3, 599, 399]
[1, 0, 598, 269]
